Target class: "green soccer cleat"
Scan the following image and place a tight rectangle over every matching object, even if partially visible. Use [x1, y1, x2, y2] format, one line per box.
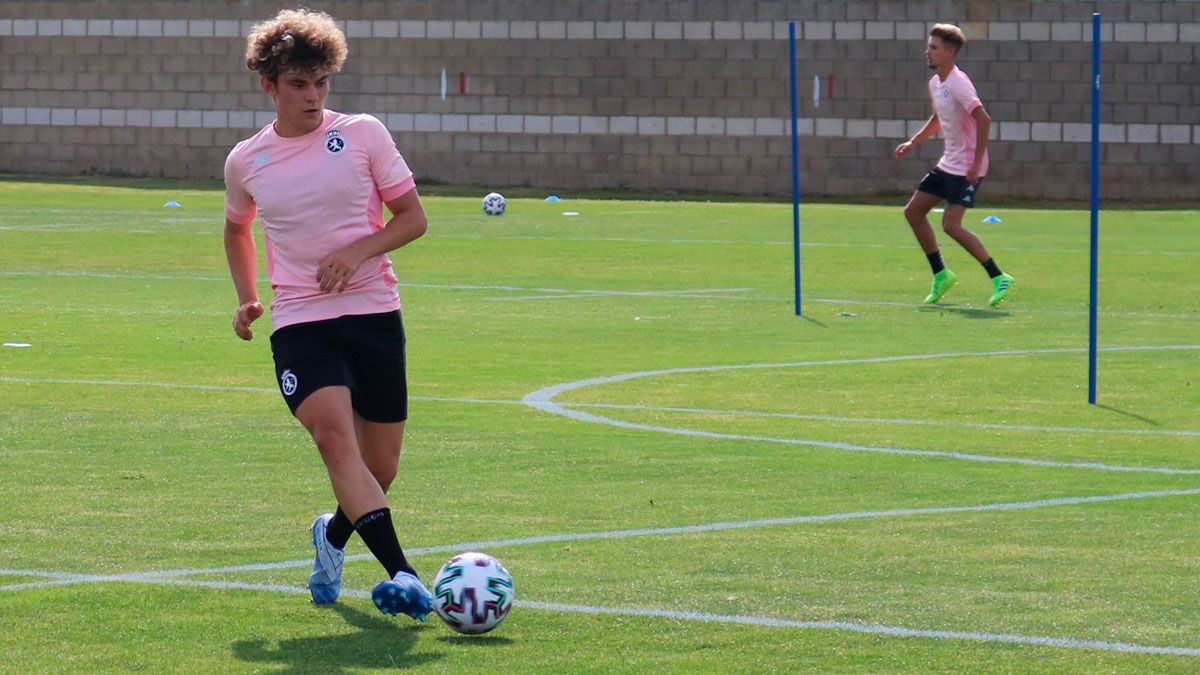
[923, 268, 957, 304]
[988, 273, 1015, 306]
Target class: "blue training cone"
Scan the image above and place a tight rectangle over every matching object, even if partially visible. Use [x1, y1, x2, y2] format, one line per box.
[982, 215, 1002, 223]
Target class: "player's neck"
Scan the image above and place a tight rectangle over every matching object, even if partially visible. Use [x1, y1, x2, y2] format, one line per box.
[936, 63, 955, 81]
[273, 111, 324, 138]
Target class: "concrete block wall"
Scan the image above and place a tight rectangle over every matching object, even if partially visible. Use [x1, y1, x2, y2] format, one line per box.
[0, 1, 1197, 200]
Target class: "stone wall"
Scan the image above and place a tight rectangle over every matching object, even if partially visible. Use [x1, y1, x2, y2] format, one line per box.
[1, 1, 1197, 200]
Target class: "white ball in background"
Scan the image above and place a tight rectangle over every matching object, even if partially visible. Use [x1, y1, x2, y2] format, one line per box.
[482, 192, 506, 216]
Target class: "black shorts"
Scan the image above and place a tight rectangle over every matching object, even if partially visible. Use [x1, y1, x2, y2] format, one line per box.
[917, 167, 983, 208]
[269, 311, 408, 423]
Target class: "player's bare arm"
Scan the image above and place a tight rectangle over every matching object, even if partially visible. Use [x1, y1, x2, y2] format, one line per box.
[224, 217, 263, 340]
[895, 113, 941, 159]
[967, 105, 991, 183]
[316, 190, 429, 294]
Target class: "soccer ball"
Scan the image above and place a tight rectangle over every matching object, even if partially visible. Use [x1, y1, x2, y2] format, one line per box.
[432, 552, 516, 629]
[482, 192, 506, 216]
[432, 551, 515, 634]
[432, 552, 514, 634]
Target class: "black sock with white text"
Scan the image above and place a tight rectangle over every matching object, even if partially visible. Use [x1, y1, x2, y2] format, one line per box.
[354, 507, 416, 579]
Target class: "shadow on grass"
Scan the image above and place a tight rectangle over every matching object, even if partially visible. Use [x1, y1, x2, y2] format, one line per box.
[231, 603, 442, 672]
[435, 633, 516, 647]
[1095, 403, 1162, 427]
[918, 303, 1009, 319]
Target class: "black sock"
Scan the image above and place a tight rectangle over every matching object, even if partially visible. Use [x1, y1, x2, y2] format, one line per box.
[354, 507, 416, 579]
[982, 258, 1002, 278]
[926, 250, 946, 274]
[325, 507, 354, 550]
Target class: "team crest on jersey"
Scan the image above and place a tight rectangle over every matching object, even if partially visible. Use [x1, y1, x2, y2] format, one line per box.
[324, 129, 346, 155]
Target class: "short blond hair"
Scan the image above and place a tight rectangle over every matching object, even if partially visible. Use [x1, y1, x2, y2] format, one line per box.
[245, 9, 348, 80]
[930, 23, 966, 52]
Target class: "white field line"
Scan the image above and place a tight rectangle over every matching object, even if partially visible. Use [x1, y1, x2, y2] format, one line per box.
[0, 207, 213, 214]
[6, 577, 1200, 657]
[0, 270, 229, 281]
[433, 232, 1200, 258]
[5, 575, 1199, 657]
[3, 489, 1200, 656]
[3, 270, 1197, 320]
[0, 271, 744, 300]
[4, 266, 1195, 319]
[4, 487, 1198, 589]
[9, 371, 1190, 442]
[813, 296, 1200, 321]
[522, 345, 1200, 475]
[566, 402, 1200, 438]
[486, 286, 752, 299]
[0, 376, 278, 393]
[520, 601, 1200, 657]
[2, 222, 1197, 258]
[4, 345, 1199, 461]
[486, 288, 752, 301]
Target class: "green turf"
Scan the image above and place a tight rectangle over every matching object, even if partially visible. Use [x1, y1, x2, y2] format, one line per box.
[0, 178, 1198, 672]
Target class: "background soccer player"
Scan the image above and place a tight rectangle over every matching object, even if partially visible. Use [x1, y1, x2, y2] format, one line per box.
[223, 9, 433, 621]
[894, 23, 1014, 307]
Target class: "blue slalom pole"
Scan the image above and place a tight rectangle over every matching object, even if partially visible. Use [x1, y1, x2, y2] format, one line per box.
[789, 21, 802, 316]
[1088, 13, 1101, 404]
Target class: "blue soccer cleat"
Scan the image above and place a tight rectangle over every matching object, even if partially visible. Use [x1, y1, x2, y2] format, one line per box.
[372, 570, 434, 621]
[308, 513, 344, 605]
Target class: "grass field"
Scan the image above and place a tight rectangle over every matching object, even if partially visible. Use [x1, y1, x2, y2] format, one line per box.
[1, 177, 1198, 672]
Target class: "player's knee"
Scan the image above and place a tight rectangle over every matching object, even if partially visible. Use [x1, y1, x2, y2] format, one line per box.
[370, 461, 398, 491]
[903, 206, 923, 225]
[310, 427, 357, 464]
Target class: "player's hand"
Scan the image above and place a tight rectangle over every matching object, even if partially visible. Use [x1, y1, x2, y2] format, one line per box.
[894, 141, 915, 160]
[966, 164, 981, 183]
[316, 245, 367, 294]
[233, 300, 264, 341]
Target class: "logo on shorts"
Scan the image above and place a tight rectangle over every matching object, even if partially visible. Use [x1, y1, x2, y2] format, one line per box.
[281, 369, 298, 396]
[324, 129, 346, 155]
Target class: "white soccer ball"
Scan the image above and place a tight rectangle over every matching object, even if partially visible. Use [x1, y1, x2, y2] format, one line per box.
[432, 551, 515, 634]
[482, 192, 506, 216]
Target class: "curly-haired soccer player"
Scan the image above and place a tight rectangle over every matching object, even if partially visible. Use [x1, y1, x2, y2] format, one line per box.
[223, 8, 433, 621]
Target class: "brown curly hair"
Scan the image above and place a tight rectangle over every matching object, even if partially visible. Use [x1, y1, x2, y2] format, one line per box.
[245, 8, 348, 80]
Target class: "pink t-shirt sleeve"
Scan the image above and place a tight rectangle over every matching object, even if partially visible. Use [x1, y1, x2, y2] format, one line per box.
[950, 76, 982, 116]
[366, 117, 416, 202]
[223, 147, 258, 225]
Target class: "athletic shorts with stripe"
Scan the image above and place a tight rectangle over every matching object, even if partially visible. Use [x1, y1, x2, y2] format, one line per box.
[917, 167, 984, 208]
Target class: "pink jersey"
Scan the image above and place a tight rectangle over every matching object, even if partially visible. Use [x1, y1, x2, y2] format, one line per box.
[224, 110, 416, 331]
[929, 67, 988, 177]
